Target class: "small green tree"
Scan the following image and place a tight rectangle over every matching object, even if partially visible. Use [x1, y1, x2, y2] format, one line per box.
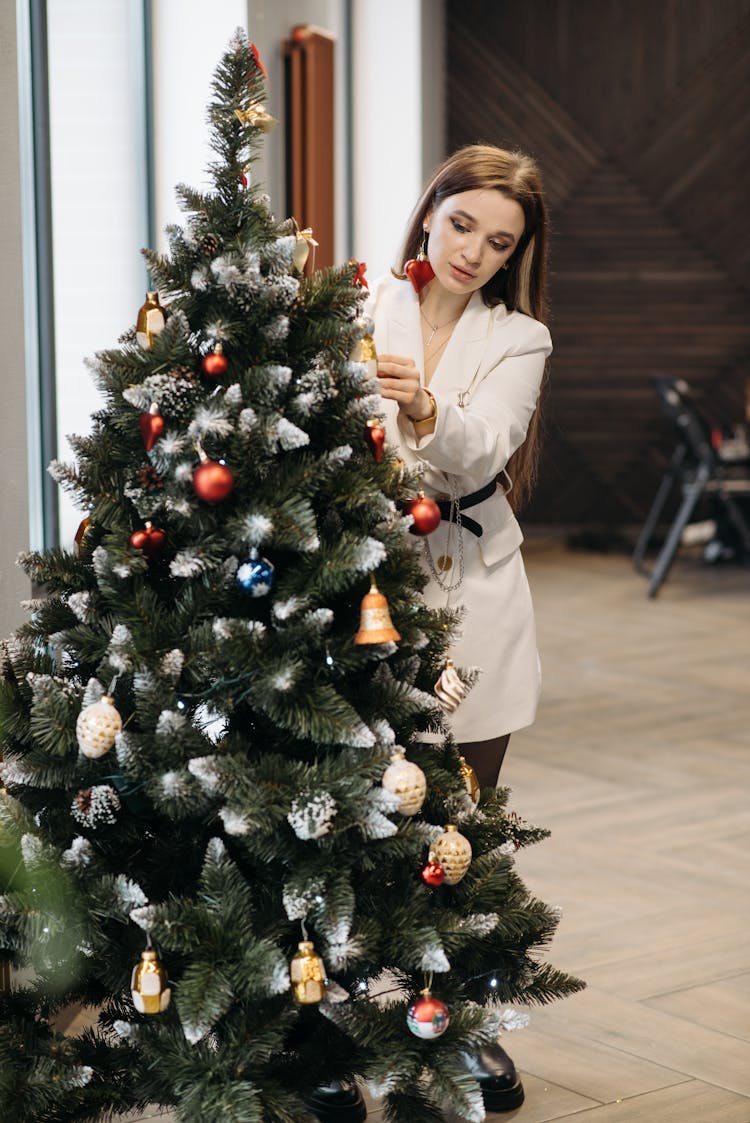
[0, 31, 582, 1123]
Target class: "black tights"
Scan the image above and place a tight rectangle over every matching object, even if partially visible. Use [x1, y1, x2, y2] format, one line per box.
[458, 734, 511, 791]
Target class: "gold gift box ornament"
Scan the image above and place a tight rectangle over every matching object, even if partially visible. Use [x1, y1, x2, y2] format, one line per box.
[131, 947, 171, 1015]
[290, 939, 328, 1005]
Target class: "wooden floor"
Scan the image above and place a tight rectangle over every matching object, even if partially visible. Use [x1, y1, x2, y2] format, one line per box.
[108, 538, 750, 1122]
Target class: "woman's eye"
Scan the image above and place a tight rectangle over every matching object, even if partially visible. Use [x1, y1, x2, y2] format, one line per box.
[491, 242, 509, 253]
[450, 219, 468, 233]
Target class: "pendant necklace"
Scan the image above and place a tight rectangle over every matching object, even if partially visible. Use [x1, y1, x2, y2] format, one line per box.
[420, 307, 461, 347]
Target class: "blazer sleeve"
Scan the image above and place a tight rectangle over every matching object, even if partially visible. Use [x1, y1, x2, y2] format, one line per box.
[398, 315, 551, 484]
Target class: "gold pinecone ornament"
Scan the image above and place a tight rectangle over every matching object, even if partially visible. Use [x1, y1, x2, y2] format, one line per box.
[382, 748, 427, 816]
[131, 948, 171, 1015]
[429, 825, 472, 885]
[290, 940, 328, 1005]
[76, 695, 123, 758]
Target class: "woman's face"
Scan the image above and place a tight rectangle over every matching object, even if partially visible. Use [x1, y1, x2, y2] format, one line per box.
[424, 188, 525, 297]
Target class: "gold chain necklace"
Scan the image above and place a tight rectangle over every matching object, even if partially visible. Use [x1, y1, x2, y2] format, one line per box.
[420, 307, 462, 347]
[425, 332, 452, 365]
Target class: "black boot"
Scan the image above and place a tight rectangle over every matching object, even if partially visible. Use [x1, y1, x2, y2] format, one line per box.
[304, 1081, 367, 1123]
[461, 1042, 525, 1112]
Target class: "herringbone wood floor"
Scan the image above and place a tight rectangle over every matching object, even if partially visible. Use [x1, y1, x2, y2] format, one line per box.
[105, 537, 750, 1121]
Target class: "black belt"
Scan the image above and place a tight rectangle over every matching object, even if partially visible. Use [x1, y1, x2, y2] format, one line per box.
[434, 479, 497, 537]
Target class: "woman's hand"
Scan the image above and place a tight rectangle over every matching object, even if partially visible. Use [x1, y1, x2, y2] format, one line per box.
[377, 354, 432, 419]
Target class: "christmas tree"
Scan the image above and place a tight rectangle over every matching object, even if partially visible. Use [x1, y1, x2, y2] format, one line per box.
[0, 32, 582, 1123]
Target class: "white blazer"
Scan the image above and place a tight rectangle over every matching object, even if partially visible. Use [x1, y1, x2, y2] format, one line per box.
[366, 274, 552, 742]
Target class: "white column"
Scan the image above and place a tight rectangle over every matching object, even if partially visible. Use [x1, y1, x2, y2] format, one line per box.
[0, 0, 31, 631]
[351, 0, 423, 281]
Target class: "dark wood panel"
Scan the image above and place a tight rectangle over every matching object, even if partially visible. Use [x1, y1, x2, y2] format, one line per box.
[447, 0, 750, 529]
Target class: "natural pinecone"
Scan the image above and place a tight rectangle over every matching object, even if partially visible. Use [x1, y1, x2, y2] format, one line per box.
[199, 233, 221, 257]
[168, 364, 195, 381]
[137, 465, 164, 491]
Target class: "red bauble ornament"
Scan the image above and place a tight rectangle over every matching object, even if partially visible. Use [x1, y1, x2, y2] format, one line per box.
[202, 344, 228, 378]
[365, 418, 386, 463]
[406, 993, 450, 1039]
[421, 860, 445, 887]
[193, 458, 235, 503]
[130, 522, 166, 558]
[404, 257, 435, 294]
[139, 404, 165, 452]
[407, 493, 441, 536]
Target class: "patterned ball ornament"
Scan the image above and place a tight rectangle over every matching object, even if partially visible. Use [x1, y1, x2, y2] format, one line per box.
[382, 748, 426, 816]
[407, 991, 450, 1039]
[236, 554, 275, 597]
[76, 695, 122, 758]
[429, 825, 472, 886]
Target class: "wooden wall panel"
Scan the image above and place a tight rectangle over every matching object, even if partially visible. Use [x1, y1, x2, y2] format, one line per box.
[446, 0, 750, 527]
[284, 26, 335, 270]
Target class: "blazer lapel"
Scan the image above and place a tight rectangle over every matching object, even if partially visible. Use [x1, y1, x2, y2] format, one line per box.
[372, 281, 504, 437]
[428, 290, 495, 405]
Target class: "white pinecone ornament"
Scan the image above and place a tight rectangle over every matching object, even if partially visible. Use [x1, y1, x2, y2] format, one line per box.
[382, 747, 427, 816]
[76, 695, 123, 758]
[434, 660, 466, 713]
[429, 825, 472, 885]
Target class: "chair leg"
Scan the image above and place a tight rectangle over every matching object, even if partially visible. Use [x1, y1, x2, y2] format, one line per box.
[647, 470, 709, 597]
[719, 494, 750, 556]
[633, 446, 687, 574]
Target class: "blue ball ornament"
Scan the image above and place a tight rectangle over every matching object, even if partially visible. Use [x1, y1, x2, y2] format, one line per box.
[236, 556, 275, 597]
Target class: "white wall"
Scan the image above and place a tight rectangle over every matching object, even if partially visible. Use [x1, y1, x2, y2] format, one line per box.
[151, 0, 248, 250]
[47, 0, 149, 546]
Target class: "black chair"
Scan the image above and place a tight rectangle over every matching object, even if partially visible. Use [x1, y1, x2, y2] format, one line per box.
[633, 376, 750, 597]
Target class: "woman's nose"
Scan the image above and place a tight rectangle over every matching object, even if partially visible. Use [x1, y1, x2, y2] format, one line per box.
[462, 237, 482, 266]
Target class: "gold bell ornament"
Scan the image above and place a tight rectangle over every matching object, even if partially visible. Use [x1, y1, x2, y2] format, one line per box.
[354, 576, 400, 645]
[290, 939, 328, 1005]
[429, 824, 472, 886]
[131, 942, 171, 1015]
[459, 756, 481, 805]
[76, 695, 123, 759]
[135, 292, 166, 350]
[434, 659, 466, 713]
[382, 747, 427, 816]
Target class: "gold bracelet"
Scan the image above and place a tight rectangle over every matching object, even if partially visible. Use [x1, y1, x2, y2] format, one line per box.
[408, 390, 437, 426]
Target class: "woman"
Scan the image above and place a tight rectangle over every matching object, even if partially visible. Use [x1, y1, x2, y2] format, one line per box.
[368, 144, 552, 1114]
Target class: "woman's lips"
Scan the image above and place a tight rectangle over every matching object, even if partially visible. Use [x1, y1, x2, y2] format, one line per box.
[449, 263, 476, 282]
